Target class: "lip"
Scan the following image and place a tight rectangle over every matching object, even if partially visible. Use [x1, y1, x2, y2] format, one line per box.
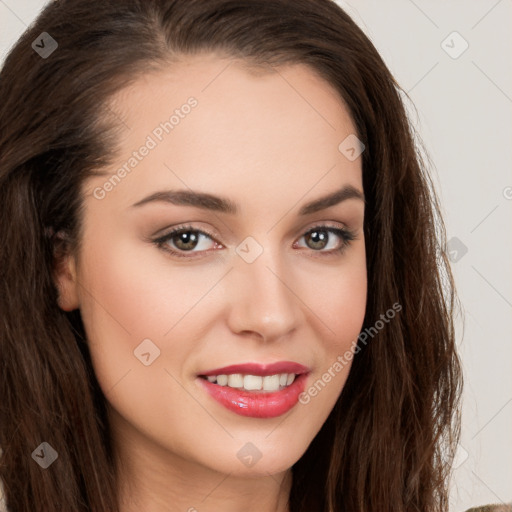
[198, 361, 310, 377]
[197, 372, 309, 418]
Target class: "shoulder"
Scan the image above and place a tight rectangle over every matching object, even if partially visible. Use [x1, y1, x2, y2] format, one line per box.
[465, 505, 512, 512]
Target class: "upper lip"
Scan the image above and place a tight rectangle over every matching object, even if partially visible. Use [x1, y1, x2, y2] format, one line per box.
[198, 361, 310, 377]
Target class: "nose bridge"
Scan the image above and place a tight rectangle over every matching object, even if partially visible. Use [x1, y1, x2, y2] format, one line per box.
[227, 236, 299, 339]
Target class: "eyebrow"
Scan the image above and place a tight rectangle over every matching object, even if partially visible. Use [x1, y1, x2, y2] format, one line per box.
[130, 184, 365, 215]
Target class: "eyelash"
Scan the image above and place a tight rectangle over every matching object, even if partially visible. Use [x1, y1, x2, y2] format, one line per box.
[153, 223, 356, 260]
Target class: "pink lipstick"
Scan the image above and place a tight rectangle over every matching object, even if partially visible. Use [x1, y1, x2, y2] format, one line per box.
[196, 361, 309, 418]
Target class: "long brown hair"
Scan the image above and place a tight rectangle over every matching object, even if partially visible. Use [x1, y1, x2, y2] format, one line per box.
[0, 1, 462, 510]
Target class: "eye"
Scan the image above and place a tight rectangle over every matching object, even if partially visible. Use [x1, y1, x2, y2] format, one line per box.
[153, 224, 219, 258]
[153, 223, 356, 259]
[295, 225, 355, 256]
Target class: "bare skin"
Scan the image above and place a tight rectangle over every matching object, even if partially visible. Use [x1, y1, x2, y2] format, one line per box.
[55, 53, 367, 512]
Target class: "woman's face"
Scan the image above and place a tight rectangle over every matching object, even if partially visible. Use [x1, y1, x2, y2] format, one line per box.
[57, 53, 367, 479]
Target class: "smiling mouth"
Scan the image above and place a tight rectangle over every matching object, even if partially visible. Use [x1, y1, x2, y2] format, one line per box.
[198, 372, 297, 393]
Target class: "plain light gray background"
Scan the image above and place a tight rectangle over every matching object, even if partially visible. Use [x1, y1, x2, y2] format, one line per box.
[0, 1, 510, 510]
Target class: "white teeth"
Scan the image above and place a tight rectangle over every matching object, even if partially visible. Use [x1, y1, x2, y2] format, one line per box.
[203, 372, 298, 392]
[227, 373, 244, 388]
[263, 374, 280, 391]
[216, 374, 228, 386]
[244, 375, 263, 390]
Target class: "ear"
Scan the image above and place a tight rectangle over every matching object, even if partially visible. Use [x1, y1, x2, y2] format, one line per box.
[52, 230, 80, 311]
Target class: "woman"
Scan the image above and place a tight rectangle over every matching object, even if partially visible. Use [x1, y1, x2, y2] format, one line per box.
[0, 0, 502, 511]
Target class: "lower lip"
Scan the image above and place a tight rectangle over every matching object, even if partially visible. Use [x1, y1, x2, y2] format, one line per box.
[197, 374, 308, 418]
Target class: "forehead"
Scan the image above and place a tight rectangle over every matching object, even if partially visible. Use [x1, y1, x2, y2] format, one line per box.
[85, 53, 362, 209]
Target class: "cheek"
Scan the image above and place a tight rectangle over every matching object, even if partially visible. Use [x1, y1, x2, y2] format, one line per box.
[326, 267, 367, 343]
[75, 237, 172, 391]
[76, 234, 223, 388]
[295, 275, 366, 437]
[78, 234, 212, 340]
[303, 245, 367, 351]
[75, 237, 206, 443]
[296, 248, 367, 409]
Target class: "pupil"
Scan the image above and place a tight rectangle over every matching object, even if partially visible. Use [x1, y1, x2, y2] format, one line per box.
[176, 231, 198, 250]
[308, 230, 327, 250]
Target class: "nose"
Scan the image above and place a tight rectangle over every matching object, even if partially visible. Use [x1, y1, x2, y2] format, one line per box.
[226, 243, 300, 343]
